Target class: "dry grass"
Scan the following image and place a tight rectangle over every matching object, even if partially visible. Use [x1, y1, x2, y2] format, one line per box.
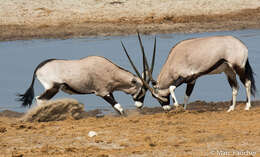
[21, 98, 84, 122]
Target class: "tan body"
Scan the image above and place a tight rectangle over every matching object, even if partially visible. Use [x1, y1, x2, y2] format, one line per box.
[17, 56, 146, 115]
[152, 36, 256, 112]
[158, 36, 247, 88]
[37, 56, 140, 97]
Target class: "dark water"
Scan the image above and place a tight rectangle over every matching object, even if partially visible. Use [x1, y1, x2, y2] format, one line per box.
[1, 29, 260, 112]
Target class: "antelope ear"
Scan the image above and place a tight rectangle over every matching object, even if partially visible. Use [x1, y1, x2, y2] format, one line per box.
[131, 78, 137, 84]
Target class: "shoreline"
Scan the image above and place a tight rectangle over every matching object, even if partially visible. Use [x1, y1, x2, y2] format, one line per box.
[1, 4, 260, 41]
[1, 100, 260, 118]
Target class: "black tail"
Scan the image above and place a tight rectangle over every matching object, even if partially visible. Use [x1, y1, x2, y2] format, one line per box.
[245, 59, 257, 97]
[16, 72, 36, 107]
[16, 59, 56, 107]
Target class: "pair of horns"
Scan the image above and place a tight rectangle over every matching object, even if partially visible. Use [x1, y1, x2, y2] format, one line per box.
[137, 32, 156, 83]
[121, 32, 168, 101]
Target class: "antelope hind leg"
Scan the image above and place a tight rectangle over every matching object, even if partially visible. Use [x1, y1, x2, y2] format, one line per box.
[184, 81, 196, 110]
[36, 86, 59, 105]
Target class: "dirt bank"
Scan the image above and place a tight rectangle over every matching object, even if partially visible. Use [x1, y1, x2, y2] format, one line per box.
[0, 100, 259, 156]
[1, 0, 260, 41]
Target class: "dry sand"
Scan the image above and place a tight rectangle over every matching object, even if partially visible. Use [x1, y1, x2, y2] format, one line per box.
[1, 0, 260, 40]
[0, 101, 260, 156]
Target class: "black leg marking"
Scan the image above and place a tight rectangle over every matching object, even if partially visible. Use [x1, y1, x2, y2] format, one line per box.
[186, 82, 196, 97]
[103, 93, 117, 107]
[183, 82, 196, 109]
[227, 77, 236, 107]
[227, 77, 237, 89]
[38, 87, 59, 100]
[225, 70, 239, 112]
[110, 93, 115, 100]
[103, 93, 125, 115]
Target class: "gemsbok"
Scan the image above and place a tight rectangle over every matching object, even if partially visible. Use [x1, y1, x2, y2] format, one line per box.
[17, 52, 155, 115]
[122, 35, 257, 112]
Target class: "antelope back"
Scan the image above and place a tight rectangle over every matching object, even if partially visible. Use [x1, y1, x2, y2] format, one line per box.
[36, 56, 138, 96]
[157, 36, 248, 88]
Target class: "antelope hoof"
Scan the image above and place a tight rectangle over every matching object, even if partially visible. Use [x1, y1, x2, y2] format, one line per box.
[163, 105, 172, 111]
[134, 101, 143, 109]
[227, 106, 234, 113]
[245, 107, 250, 111]
[35, 96, 45, 105]
[244, 103, 251, 111]
[173, 103, 179, 107]
[114, 104, 124, 115]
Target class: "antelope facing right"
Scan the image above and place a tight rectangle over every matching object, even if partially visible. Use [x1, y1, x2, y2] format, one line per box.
[123, 35, 257, 112]
[16, 54, 154, 115]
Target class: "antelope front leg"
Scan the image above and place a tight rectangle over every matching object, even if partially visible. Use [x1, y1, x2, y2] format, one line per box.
[169, 86, 179, 107]
[103, 93, 125, 115]
[169, 77, 185, 107]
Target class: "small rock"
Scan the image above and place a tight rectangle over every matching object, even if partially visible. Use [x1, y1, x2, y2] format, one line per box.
[0, 127, 7, 133]
[96, 113, 104, 118]
[98, 154, 109, 157]
[88, 131, 97, 137]
[149, 143, 156, 147]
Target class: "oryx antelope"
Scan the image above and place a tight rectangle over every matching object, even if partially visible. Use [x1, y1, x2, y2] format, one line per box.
[17, 54, 154, 115]
[122, 35, 256, 112]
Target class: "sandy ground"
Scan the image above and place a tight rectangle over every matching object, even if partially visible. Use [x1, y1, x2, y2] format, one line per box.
[1, 0, 260, 41]
[0, 101, 259, 156]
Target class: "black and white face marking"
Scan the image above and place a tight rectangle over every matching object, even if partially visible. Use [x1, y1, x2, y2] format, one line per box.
[122, 33, 158, 110]
[158, 95, 171, 111]
[150, 84, 171, 111]
[132, 88, 146, 108]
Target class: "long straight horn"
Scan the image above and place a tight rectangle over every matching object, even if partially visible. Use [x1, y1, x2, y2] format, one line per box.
[121, 41, 154, 93]
[137, 32, 148, 81]
[137, 32, 155, 83]
[121, 39, 167, 102]
[151, 36, 156, 75]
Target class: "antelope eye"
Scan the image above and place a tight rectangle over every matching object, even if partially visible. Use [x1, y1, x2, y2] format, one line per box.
[131, 78, 137, 84]
[151, 80, 157, 86]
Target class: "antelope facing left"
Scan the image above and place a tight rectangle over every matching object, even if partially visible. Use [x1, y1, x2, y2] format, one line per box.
[123, 35, 257, 112]
[17, 53, 155, 115]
